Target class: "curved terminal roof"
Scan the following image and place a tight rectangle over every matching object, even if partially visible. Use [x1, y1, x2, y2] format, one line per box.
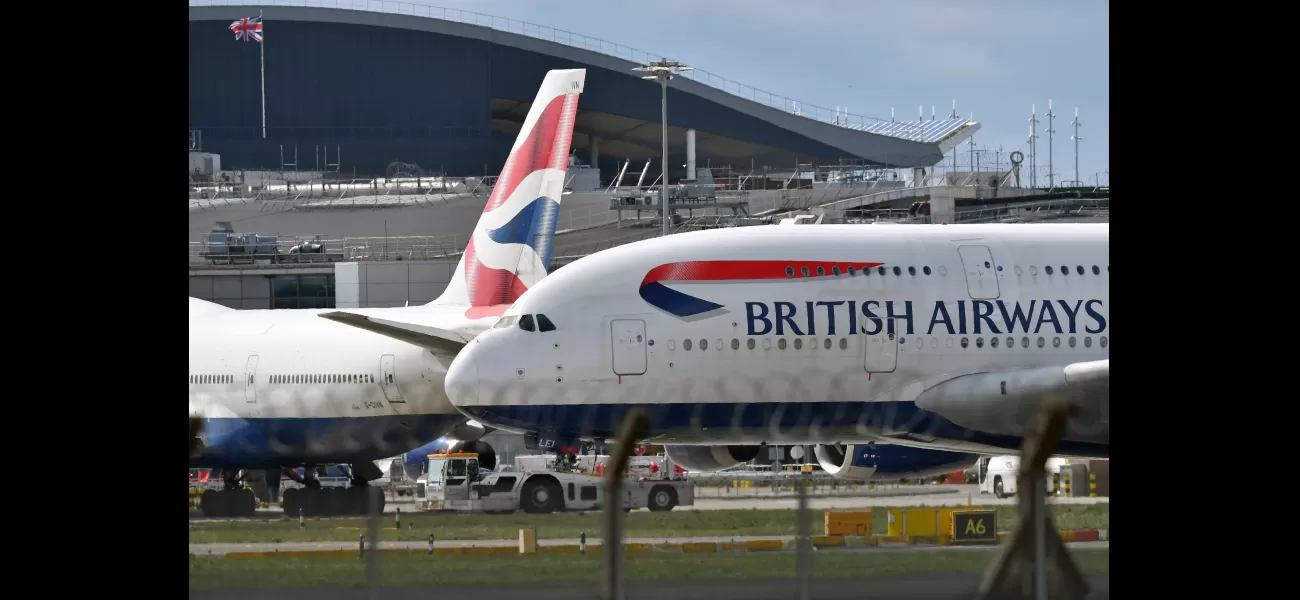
[190, 1, 978, 168]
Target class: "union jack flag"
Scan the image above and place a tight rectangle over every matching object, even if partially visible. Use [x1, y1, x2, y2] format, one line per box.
[230, 15, 263, 43]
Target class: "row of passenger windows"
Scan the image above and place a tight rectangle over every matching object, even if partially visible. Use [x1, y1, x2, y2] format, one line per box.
[190, 374, 233, 384]
[781, 264, 1110, 277]
[667, 335, 1109, 352]
[189, 373, 395, 385]
[270, 374, 386, 385]
[495, 313, 557, 332]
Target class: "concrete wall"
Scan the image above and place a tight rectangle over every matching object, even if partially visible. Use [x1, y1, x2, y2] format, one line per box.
[334, 260, 459, 308]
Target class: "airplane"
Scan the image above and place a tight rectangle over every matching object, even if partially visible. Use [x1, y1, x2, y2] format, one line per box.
[442, 223, 1109, 478]
[188, 68, 587, 517]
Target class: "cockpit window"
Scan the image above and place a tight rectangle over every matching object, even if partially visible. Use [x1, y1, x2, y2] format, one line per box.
[536, 314, 556, 332]
[519, 314, 536, 332]
[493, 315, 520, 329]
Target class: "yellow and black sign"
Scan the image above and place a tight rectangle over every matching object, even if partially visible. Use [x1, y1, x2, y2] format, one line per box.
[952, 510, 998, 544]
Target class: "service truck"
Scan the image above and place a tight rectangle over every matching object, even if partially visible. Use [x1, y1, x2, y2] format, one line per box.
[420, 452, 694, 514]
[978, 455, 1070, 498]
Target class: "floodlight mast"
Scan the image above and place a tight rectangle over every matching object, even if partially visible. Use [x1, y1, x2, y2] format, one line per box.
[633, 59, 694, 237]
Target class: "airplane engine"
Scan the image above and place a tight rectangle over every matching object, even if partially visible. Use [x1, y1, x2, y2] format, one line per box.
[401, 437, 497, 479]
[449, 420, 490, 443]
[664, 445, 762, 471]
[814, 443, 978, 481]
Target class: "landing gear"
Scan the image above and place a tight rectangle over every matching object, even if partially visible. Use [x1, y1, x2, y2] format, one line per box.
[198, 471, 257, 518]
[280, 465, 387, 518]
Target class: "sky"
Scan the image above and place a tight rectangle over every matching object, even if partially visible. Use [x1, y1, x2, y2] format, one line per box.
[233, 0, 1111, 183]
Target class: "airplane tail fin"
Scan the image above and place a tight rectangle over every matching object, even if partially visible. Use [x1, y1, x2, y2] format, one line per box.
[432, 68, 586, 315]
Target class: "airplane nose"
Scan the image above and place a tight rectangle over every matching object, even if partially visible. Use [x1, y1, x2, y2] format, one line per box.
[445, 351, 480, 409]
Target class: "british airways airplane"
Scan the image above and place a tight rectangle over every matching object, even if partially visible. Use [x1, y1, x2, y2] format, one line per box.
[188, 68, 586, 517]
[441, 223, 1109, 478]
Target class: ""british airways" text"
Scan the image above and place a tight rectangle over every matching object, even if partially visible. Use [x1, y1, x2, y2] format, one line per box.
[745, 299, 1107, 337]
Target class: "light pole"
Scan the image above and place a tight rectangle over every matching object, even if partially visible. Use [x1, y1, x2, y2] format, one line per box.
[633, 58, 693, 237]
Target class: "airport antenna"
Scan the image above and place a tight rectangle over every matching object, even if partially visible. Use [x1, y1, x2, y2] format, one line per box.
[1028, 105, 1039, 188]
[1046, 99, 1057, 188]
[632, 58, 694, 238]
[1071, 107, 1083, 186]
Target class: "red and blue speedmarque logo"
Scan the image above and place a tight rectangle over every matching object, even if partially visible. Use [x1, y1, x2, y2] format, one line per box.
[638, 260, 885, 320]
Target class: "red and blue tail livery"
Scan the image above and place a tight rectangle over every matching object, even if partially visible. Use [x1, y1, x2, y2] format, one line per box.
[438, 69, 585, 318]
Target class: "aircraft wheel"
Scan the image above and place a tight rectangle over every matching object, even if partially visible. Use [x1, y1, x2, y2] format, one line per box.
[282, 488, 300, 517]
[319, 488, 338, 517]
[647, 485, 678, 512]
[238, 488, 258, 517]
[299, 488, 318, 518]
[993, 477, 1005, 499]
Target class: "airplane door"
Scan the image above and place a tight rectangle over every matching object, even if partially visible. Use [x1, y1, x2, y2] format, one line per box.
[244, 355, 259, 403]
[611, 319, 647, 376]
[864, 319, 900, 373]
[380, 354, 406, 403]
[957, 245, 1001, 300]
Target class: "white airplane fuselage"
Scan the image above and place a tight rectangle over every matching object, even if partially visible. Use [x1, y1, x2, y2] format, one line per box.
[189, 302, 492, 468]
[446, 223, 1110, 458]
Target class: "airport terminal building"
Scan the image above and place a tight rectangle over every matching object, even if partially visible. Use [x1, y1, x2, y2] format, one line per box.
[189, 2, 976, 181]
[187, 2, 1047, 312]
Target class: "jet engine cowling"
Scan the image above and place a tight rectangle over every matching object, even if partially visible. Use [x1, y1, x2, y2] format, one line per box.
[814, 443, 978, 481]
[401, 437, 497, 479]
[449, 420, 490, 443]
[664, 445, 762, 471]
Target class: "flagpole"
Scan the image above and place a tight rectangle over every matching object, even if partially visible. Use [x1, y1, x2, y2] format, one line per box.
[259, 11, 266, 139]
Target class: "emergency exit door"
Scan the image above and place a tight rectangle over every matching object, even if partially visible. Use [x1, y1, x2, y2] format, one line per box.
[244, 355, 259, 403]
[864, 319, 902, 373]
[611, 319, 647, 376]
[957, 245, 1001, 300]
[380, 354, 406, 403]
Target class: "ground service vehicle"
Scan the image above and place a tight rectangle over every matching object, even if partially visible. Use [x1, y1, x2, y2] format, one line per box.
[421, 452, 694, 514]
[978, 455, 1069, 498]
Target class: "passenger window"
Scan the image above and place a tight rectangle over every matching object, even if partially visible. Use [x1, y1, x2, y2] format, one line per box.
[1045, 266, 1054, 275]
[892, 266, 901, 276]
[519, 315, 536, 332]
[877, 266, 886, 276]
[1092, 265, 1100, 275]
[536, 314, 556, 332]
[1076, 265, 1084, 275]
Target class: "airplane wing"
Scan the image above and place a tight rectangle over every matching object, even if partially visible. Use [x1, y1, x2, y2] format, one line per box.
[317, 312, 469, 357]
[913, 359, 1109, 443]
